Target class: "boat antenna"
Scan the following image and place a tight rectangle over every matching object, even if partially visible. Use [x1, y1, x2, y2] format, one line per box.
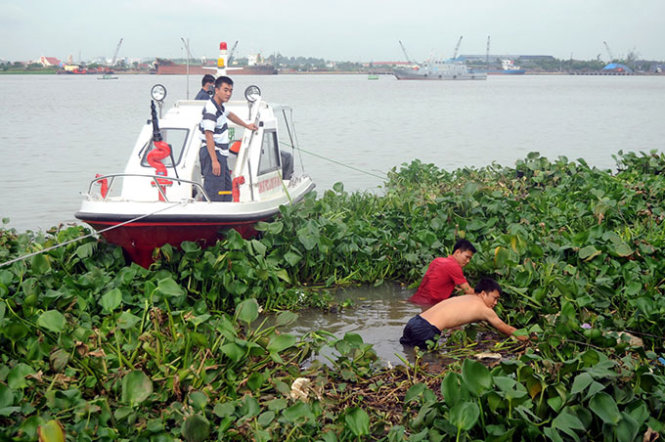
[150, 100, 180, 184]
[486, 36, 491, 72]
[181, 37, 192, 99]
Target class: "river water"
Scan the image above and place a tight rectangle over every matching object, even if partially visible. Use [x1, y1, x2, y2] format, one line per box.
[1, 73, 664, 363]
[1, 73, 664, 232]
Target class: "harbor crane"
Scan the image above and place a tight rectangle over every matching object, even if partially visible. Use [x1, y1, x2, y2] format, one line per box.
[451, 35, 463, 60]
[398, 40, 417, 64]
[110, 38, 123, 66]
[603, 41, 614, 62]
[227, 40, 239, 64]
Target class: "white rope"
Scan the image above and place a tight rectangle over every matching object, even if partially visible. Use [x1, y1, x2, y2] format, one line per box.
[0, 200, 187, 268]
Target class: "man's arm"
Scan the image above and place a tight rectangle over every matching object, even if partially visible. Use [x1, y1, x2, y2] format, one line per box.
[205, 131, 220, 176]
[457, 282, 475, 295]
[484, 309, 528, 341]
[228, 112, 258, 131]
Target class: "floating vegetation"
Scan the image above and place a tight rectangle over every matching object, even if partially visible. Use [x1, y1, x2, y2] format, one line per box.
[1, 150, 665, 440]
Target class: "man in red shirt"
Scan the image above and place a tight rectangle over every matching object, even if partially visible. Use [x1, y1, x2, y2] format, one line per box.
[407, 239, 476, 307]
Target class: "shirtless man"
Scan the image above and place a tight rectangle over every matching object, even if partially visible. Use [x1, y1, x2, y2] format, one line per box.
[400, 278, 528, 348]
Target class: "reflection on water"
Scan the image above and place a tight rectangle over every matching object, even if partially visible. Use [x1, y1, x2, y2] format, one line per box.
[274, 282, 421, 366]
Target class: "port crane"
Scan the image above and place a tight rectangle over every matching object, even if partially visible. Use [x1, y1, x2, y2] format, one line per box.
[110, 38, 123, 67]
[603, 41, 614, 62]
[398, 40, 417, 64]
[227, 41, 239, 64]
[451, 35, 463, 60]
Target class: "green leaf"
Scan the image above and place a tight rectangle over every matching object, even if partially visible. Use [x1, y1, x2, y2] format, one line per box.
[257, 410, 275, 428]
[75, 242, 95, 259]
[221, 343, 245, 362]
[37, 310, 66, 333]
[297, 223, 320, 251]
[121, 371, 153, 406]
[275, 269, 291, 283]
[7, 363, 35, 389]
[156, 277, 184, 297]
[461, 359, 492, 396]
[180, 241, 201, 253]
[616, 412, 639, 442]
[37, 420, 65, 442]
[441, 372, 466, 406]
[235, 298, 259, 324]
[449, 401, 480, 431]
[282, 401, 314, 424]
[608, 241, 632, 257]
[117, 311, 140, 330]
[405, 383, 427, 403]
[552, 410, 585, 441]
[250, 239, 267, 257]
[589, 392, 621, 425]
[247, 372, 265, 392]
[31, 254, 50, 274]
[275, 311, 298, 327]
[570, 372, 593, 395]
[100, 288, 123, 312]
[267, 334, 296, 353]
[0, 384, 14, 408]
[189, 391, 209, 411]
[181, 414, 210, 442]
[344, 407, 370, 436]
[578, 245, 601, 261]
[283, 251, 302, 266]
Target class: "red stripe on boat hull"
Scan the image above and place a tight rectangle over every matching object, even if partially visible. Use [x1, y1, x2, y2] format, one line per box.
[84, 219, 265, 268]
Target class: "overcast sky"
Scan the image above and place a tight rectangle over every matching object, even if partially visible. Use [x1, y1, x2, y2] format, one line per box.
[1, 0, 664, 63]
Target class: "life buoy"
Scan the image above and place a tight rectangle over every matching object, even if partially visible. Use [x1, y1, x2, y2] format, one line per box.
[147, 140, 173, 201]
[230, 140, 241, 154]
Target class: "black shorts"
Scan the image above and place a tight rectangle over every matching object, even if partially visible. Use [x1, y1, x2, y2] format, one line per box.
[400, 315, 441, 348]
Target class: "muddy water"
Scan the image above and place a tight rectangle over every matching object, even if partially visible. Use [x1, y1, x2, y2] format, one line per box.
[276, 283, 422, 366]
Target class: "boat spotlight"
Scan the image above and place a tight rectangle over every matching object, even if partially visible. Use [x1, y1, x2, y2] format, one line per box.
[151, 84, 167, 102]
[244, 85, 261, 103]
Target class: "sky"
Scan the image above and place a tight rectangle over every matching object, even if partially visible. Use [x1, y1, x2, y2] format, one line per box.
[1, 0, 664, 63]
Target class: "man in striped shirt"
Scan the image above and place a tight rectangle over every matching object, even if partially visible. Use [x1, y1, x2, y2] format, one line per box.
[199, 76, 258, 201]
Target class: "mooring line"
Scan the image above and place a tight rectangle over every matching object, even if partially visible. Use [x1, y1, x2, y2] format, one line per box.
[281, 142, 388, 181]
[0, 200, 186, 268]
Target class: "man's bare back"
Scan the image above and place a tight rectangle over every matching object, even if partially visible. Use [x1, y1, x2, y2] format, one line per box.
[419, 290, 524, 339]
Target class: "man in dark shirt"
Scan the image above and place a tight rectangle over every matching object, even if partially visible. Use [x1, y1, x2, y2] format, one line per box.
[194, 74, 215, 100]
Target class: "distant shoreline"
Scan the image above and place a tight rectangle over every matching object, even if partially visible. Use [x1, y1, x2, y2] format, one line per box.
[0, 70, 662, 76]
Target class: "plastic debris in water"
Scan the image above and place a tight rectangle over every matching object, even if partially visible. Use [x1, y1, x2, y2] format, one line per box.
[474, 352, 502, 361]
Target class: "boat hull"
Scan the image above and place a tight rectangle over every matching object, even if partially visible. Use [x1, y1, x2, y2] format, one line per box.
[488, 70, 526, 75]
[394, 67, 487, 80]
[76, 180, 315, 267]
[78, 216, 264, 268]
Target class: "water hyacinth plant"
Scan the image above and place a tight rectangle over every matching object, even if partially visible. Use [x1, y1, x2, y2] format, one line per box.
[0, 150, 664, 440]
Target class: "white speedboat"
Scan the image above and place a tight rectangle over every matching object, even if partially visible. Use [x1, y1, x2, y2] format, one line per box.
[75, 83, 315, 267]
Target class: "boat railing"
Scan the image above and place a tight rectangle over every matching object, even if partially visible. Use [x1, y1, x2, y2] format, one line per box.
[86, 173, 213, 202]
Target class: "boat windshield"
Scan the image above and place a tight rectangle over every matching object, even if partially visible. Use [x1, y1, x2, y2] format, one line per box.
[139, 128, 188, 167]
[258, 130, 280, 175]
